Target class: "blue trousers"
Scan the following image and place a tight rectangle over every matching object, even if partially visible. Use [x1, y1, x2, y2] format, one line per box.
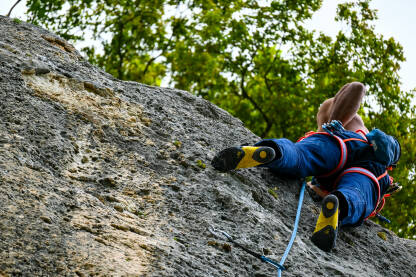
[336, 172, 377, 226]
[256, 135, 377, 226]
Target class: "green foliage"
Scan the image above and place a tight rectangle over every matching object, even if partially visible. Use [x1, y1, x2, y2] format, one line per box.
[26, 0, 415, 239]
[13, 18, 22, 24]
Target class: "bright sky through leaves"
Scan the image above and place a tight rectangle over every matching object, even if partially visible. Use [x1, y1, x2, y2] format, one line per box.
[2, 0, 415, 92]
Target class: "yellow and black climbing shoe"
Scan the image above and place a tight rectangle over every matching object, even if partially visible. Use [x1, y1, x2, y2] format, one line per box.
[211, 146, 276, 172]
[311, 194, 339, 252]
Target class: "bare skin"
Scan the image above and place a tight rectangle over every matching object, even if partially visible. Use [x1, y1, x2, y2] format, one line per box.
[316, 82, 369, 135]
[309, 82, 370, 195]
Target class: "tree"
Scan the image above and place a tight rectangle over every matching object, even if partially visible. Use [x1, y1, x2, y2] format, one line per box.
[26, 0, 415, 238]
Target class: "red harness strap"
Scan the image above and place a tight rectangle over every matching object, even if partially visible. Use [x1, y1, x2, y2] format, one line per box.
[297, 131, 348, 178]
[334, 167, 389, 220]
[343, 132, 370, 144]
[297, 131, 372, 179]
[355, 129, 368, 138]
[343, 138, 368, 143]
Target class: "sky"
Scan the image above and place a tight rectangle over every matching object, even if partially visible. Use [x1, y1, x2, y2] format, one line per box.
[1, 0, 415, 92]
[305, 0, 416, 92]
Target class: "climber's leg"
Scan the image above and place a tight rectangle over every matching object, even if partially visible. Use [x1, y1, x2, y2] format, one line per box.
[332, 171, 377, 226]
[255, 135, 341, 178]
[310, 171, 377, 252]
[212, 134, 341, 178]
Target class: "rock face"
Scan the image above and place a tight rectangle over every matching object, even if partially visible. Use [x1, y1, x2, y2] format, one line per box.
[0, 15, 415, 277]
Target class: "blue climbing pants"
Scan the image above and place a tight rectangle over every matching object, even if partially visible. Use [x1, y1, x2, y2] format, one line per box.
[256, 135, 341, 178]
[335, 172, 377, 226]
[256, 134, 377, 226]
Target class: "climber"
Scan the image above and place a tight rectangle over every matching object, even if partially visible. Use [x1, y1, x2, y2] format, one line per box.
[211, 82, 401, 252]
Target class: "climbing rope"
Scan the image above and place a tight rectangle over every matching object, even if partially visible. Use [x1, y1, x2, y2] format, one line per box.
[209, 181, 306, 276]
[277, 180, 306, 276]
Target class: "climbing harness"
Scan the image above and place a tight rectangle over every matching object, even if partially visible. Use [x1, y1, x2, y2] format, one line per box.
[297, 130, 348, 178]
[320, 121, 396, 223]
[209, 181, 306, 277]
[334, 166, 397, 223]
[335, 167, 381, 219]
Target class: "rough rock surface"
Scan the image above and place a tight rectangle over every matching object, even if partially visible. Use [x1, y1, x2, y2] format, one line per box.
[0, 15, 415, 277]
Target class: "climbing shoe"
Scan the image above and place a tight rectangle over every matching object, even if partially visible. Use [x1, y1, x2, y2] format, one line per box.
[311, 194, 339, 252]
[211, 146, 276, 172]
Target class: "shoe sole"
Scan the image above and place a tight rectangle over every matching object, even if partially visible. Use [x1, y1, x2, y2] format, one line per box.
[211, 146, 275, 172]
[311, 195, 339, 252]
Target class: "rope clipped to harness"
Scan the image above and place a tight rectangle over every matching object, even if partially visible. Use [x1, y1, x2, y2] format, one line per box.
[209, 181, 306, 276]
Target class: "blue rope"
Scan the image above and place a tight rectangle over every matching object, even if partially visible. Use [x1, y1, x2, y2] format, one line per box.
[277, 181, 306, 277]
[209, 181, 306, 276]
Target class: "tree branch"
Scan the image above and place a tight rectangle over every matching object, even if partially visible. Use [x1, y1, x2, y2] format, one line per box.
[6, 0, 22, 17]
[142, 33, 173, 78]
[240, 68, 273, 137]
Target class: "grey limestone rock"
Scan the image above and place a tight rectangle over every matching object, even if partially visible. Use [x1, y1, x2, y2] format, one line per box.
[0, 15, 415, 277]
